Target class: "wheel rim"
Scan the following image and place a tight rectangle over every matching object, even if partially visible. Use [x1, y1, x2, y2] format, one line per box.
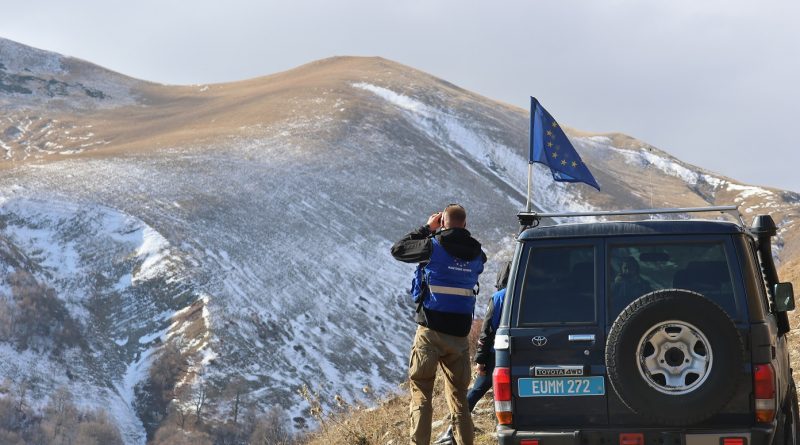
[636, 320, 712, 395]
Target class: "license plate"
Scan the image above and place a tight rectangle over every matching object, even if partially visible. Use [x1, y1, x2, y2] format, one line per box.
[518, 376, 605, 397]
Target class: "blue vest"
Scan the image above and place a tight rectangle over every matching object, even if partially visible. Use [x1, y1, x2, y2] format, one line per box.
[420, 238, 483, 315]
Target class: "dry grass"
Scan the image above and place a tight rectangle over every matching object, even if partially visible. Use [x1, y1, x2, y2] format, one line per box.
[2, 56, 482, 163]
[302, 378, 498, 445]
[304, 320, 498, 445]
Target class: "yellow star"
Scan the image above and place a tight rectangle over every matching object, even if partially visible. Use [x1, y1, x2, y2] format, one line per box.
[546, 141, 553, 148]
[552, 122, 558, 128]
[551, 152, 558, 158]
[571, 161, 578, 167]
[546, 130, 553, 137]
[561, 159, 567, 166]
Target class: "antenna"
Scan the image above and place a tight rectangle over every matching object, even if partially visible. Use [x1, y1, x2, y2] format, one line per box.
[648, 147, 654, 210]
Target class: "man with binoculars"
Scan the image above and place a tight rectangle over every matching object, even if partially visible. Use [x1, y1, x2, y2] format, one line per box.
[391, 204, 486, 445]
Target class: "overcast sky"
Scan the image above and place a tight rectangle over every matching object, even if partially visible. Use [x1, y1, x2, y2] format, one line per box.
[2, 0, 798, 192]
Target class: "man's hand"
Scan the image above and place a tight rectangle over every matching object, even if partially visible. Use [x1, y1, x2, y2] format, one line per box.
[426, 212, 443, 231]
[475, 363, 487, 376]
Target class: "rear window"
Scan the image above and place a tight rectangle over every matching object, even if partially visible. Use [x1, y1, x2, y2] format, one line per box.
[519, 245, 595, 324]
[608, 242, 737, 318]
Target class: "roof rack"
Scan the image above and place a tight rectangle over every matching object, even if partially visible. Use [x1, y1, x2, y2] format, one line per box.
[518, 205, 745, 228]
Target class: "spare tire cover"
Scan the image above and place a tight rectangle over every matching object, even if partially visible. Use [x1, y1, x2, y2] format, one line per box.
[605, 289, 744, 426]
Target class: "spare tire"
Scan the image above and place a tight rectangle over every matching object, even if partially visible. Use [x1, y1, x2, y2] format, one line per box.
[606, 290, 744, 426]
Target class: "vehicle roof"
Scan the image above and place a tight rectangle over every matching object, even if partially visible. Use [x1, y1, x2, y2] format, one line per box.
[519, 219, 748, 241]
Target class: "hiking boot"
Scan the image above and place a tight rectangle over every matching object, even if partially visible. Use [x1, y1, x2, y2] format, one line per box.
[433, 426, 454, 444]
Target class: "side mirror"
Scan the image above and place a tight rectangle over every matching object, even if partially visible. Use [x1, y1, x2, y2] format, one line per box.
[774, 282, 795, 312]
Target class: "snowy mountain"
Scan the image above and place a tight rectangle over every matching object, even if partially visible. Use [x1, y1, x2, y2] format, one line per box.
[1, 38, 799, 444]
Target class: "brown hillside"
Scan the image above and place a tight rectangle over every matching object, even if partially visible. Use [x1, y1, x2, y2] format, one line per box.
[7, 56, 507, 160]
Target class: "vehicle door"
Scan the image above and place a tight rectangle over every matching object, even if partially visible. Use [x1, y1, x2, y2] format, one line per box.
[509, 238, 608, 426]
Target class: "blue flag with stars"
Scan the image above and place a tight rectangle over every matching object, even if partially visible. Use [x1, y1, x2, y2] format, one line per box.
[530, 97, 600, 190]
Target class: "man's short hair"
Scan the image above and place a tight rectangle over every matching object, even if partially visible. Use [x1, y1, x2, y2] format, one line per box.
[444, 204, 466, 226]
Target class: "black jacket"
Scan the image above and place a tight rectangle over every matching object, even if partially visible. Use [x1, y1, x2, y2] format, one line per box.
[475, 261, 510, 365]
[391, 225, 487, 337]
[474, 299, 498, 365]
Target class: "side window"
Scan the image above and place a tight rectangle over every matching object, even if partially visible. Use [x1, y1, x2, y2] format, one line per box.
[519, 245, 595, 325]
[608, 242, 738, 319]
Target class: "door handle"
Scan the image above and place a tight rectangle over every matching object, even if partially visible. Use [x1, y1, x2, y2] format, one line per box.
[568, 334, 596, 342]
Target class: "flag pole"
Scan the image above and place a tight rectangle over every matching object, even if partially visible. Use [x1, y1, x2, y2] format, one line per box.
[526, 162, 533, 212]
[526, 97, 534, 212]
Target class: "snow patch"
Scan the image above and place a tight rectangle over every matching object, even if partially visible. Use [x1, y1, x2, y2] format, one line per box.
[133, 227, 171, 283]
[353, 83, 429, 114]
[612, 145, 704, 185]
[138, 327, 169, 344]
[727, 182, 774, 199]
[353, 82, 597, 216]
[110, 348, 156, 444]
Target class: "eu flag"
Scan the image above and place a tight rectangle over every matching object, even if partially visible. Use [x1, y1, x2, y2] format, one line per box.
[529, 97, 600, 190]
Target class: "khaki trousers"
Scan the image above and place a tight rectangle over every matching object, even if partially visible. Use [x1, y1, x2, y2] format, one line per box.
[409, 325, 473, 445]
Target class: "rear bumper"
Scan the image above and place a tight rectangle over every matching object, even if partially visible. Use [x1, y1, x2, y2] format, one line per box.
[497, 426, 774, 445]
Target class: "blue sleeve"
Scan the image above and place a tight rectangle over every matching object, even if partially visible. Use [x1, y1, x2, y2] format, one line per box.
[491, 288, 506, 331]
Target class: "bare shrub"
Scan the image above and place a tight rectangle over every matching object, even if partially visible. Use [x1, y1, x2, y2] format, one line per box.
[0, 296, 17, 340]
[7, 270, 83, 353]
[0, 429, 25, 445]
[151, 423, 213, 445]
[169, 398, 193, 430]
[0, 387, 125, 444]
[249, 406, 295, 445]
[0, 397, 21, 432]
[40, 387, 80, 444]
[195, 378, 260, 445]
[135, 340, 190, 436]
[149, 342, 188, 400]
[192, 383, 208, 425]
[74, 412, 124, 445]
[302, 386, 405, 445]
[223, 377, 247, 427]
[0, 380, 39, 441]
[213, 421, 247, 445]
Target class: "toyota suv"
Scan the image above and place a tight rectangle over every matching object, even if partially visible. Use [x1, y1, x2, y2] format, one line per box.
[493, 206, 798, 445]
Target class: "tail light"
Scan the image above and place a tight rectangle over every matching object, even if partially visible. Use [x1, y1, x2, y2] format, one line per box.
[753, 364, 776, 423]
[493, 367, 512, 425]
[721, 438, 747, 445]
[620, 433, 644, 445]
[521, 440, 540, 445]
